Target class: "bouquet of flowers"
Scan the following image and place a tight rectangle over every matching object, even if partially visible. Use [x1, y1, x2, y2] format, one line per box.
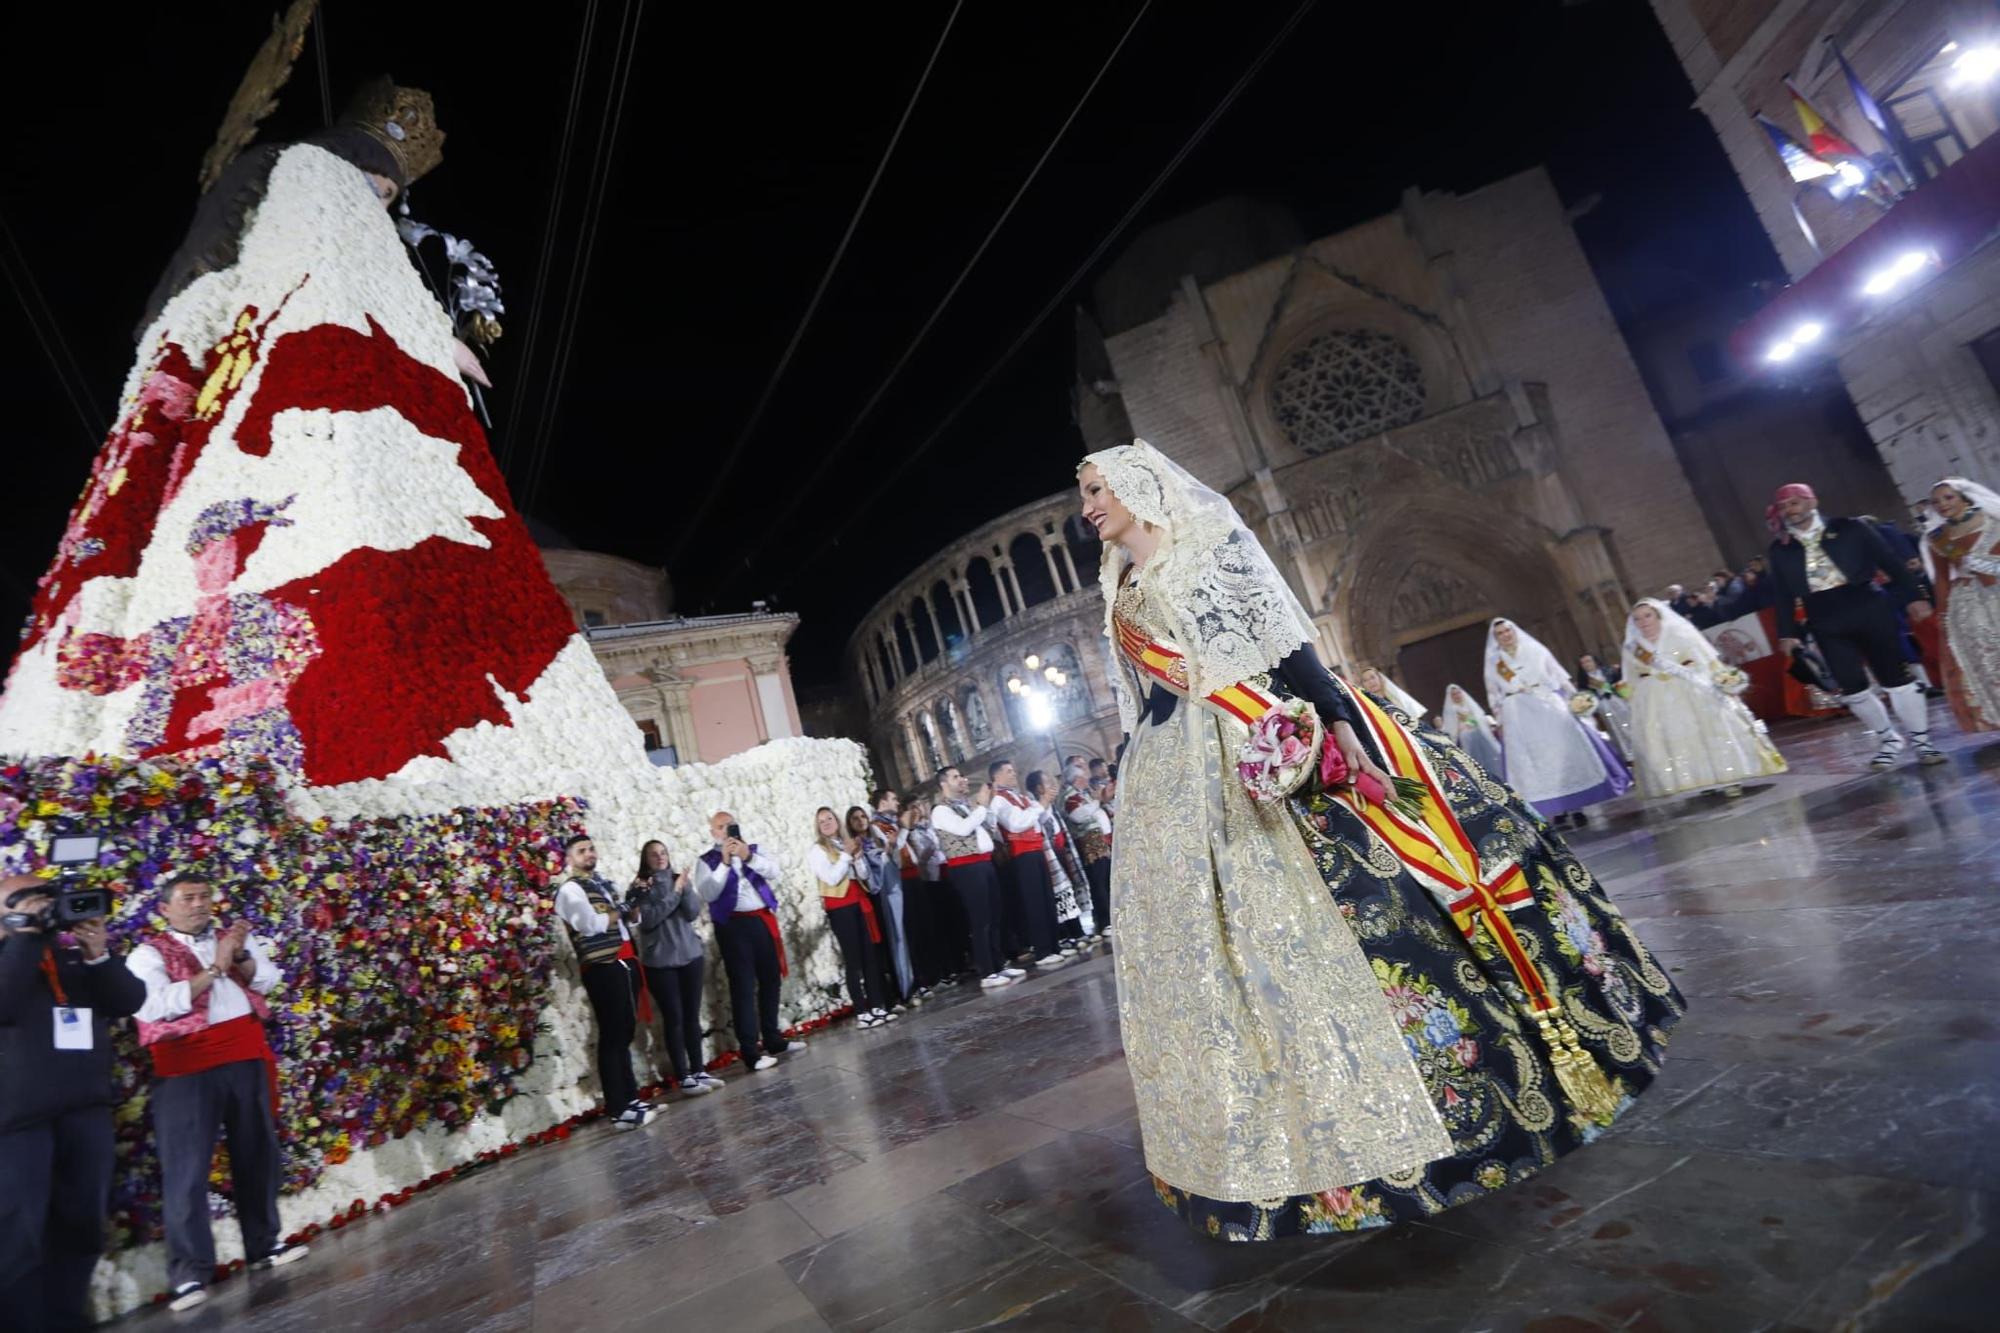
[1613, 681, 1632, 700]
[1568, 693, 1598, 716]
[1236, 698, 1323, 802]
[1713, 665, 1749, 695]
[1318, 724, 1430, 820]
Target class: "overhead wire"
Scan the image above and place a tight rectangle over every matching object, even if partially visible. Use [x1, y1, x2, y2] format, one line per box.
[0, 203, 108, 449]
[520, 0, 647, 512]
[313, 2, 333, 126]
[762, 0, 1318, 595]
[500, 0, 600, 476]
[667, 0, 968, 564]
[731, 0, 1155, 556]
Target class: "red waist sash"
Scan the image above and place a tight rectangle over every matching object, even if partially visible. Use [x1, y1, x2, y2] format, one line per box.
[822, 880, 883, 942]
[740, 907, 789, 977]
[151, 1014, 279, 1122]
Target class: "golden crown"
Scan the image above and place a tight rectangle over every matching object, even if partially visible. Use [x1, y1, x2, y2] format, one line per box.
[345, 76, 445, 186]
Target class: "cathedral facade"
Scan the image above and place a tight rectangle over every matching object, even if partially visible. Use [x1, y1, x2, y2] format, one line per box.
[1078, 174, 1724, 707]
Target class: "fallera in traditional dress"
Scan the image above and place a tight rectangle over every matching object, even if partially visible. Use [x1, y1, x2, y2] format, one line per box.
[1621, 600, 1786, 798]
[1485, 622, 1630, 818]
[1925, 490, 2000, 734]
[1084, 441, 1683, 1240]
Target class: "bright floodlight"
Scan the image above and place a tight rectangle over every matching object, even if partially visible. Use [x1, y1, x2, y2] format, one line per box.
[1767, 341, 1798, 364]
[1792, 321, 1825, 345]
[1835, 161, 1867, 188]
[1026, 691, 1054, 730]
[1024, 654, 1041, 671]
[1893, 249, 1930, 276]
[1950, 44, 2000, 86]
[1007, 676, 1023, 694]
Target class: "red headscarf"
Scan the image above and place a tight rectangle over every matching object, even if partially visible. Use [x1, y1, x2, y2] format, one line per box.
[1767, 482, 1817, 538]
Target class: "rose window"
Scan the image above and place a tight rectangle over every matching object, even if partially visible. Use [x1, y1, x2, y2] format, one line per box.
[1267, 329, 1426, 454]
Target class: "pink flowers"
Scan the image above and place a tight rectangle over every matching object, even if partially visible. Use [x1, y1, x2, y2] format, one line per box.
[1236, 700, 1324, 802]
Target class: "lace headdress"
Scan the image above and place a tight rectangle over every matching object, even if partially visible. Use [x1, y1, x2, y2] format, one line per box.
[1081, 439, 1319, 734]
[1621, 597, 1722, 679]
[1439, 683, 1497, 739]
[1484, 617, 1568, 707]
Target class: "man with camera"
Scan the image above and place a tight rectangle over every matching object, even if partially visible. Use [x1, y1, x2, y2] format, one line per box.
[694, 811, 803, 1072]
[128, 875, 304, 1311]
[1, 871, 144, 1332]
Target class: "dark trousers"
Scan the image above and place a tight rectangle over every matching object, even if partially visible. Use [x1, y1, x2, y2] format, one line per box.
[826, 904, 885, 1013]
[1807, 585, 1914, 695]
[932, 875, 970, 977]
[154, 1059, 281, 1289]
[900, 879, 940, 987]
[0, 1106, 111, 1332]
[947, 861, 1004, 977]
[643, 959, 705, 1081]
[579, 960, 639, 1112]
[1085, 858, 1112, 931]
[716, 913, 788, 1061]
[1009, 853, 1060, 959]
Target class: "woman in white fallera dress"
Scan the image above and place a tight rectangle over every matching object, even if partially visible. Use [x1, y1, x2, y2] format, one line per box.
[1621, 599, 1786, 798]
[1485, 618, 1630, 828]
[1439, 683, 1505, 779]
[1358, 667, 1428, 725]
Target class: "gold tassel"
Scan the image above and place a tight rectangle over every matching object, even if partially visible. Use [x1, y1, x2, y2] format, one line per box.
[1536, 1012, 1621, 1125]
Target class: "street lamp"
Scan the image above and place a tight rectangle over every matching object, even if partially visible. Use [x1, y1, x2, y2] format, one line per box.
[1006, 651, 1072, 775]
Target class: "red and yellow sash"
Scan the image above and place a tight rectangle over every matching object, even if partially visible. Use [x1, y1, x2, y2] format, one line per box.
[1116, 617, 1553, 1013]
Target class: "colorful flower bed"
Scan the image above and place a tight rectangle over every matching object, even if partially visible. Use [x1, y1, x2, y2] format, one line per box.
[0, 753, 581, 1250]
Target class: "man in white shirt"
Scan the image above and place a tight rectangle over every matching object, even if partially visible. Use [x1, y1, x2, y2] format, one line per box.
[552, 835, 655, 1130]
[129, 876, 304, 1310]
[930, 767, 1018, 989]
[987, 760, 1064, 969]
[692, 811, 804, 1071]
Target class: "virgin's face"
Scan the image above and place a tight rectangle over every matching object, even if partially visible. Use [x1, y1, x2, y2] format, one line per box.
[1078, 464, 1136, 544]
[1633, 604, 1663, 641]
[816, 809, 840, 839]
[1448, 686, 1466, 704]
[1494, 622, 1519, 654]
[1933, 484, 1971, 521]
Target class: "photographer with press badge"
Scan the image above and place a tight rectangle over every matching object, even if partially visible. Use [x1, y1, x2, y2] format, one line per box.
[1, 852, 144, 1332]
[128, 874, 304, 1311]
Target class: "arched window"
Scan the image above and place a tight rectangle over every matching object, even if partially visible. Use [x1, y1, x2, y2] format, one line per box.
[963, 688, 996, 749]
[1063, 514, 1102, 590]
[875, 636, 897, 690]
[917, 712, 944, 771]
[966, 558, 1006, 627]
[910, 598, 939, 663]
[939, 697, 968, 759]
[930, 580, 964, 653]
[1267, 328, 1427, 454]
[894, 613, 917, 675]
[1009, 533, 1056, 608]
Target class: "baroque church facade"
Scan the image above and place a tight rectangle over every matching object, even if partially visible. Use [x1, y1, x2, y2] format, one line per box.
[1078, 173, 1726, 706]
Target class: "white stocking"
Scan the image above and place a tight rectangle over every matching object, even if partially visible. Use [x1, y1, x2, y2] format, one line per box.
[1843, 690, 1893, 734]
[1886, 681, 1929, 737]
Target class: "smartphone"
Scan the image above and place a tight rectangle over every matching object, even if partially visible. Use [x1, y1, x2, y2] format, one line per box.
[726, 823, 742, 842]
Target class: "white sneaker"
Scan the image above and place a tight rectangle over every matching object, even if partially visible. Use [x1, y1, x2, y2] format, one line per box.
[679, 1075, 712, 1096]
[857, 1013, 882, 1029]
[254, 1241, 309, 1269]
[1035, 954, 1066, 968]
[612, 1101, 656, 1130]
[753, 1054, 779, 1071]
[1001, 967, 1026, 979]
[1913, 734, 1949, 765]
[980, 974, 1008, 989]
[779, 1038, 807, 1054]
[697, 1071, 726, 1089]
[169, 1283, 207, 1312]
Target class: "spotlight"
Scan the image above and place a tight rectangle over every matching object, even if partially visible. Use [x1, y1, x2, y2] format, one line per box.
[1950, 44, 2000, 87]
[1791, 321, 1825, 345]
[1861, 249, 1935, 297]
[1767, 341, 1798, 364]
[1026, 692, 1054, 730]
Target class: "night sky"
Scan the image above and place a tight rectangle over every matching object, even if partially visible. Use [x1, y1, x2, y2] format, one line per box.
[4, 0, 1780, 689]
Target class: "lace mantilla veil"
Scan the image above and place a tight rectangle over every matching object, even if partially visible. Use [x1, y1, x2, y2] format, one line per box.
[1621, 597, 1723, 679]
[1082, 439, 1320, 736]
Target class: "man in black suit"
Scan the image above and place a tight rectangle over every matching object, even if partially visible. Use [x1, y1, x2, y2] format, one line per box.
[1766, 482, 1944, 770]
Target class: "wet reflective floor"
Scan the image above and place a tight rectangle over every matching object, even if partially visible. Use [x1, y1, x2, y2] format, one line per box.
[134, 715, 2000, 1331]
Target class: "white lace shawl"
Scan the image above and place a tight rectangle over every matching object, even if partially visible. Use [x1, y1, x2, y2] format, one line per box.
[1439, 684, 1497, 740]
[1621, 597, 1722, 679]
[1484, 618, 1570, 711]
[1083, 439, 1319, 736]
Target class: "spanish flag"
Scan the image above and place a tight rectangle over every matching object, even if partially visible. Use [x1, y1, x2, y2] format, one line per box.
[1785, 77, 1865, 162]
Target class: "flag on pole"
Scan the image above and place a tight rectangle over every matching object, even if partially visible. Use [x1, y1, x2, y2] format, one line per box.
[1758, 112, 1837, 183]
[1785, 76, 1866, 161]
[1830, 39, 1919, 181]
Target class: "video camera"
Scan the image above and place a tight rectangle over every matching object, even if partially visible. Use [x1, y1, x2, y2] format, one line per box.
[2, 832, 111, 932]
